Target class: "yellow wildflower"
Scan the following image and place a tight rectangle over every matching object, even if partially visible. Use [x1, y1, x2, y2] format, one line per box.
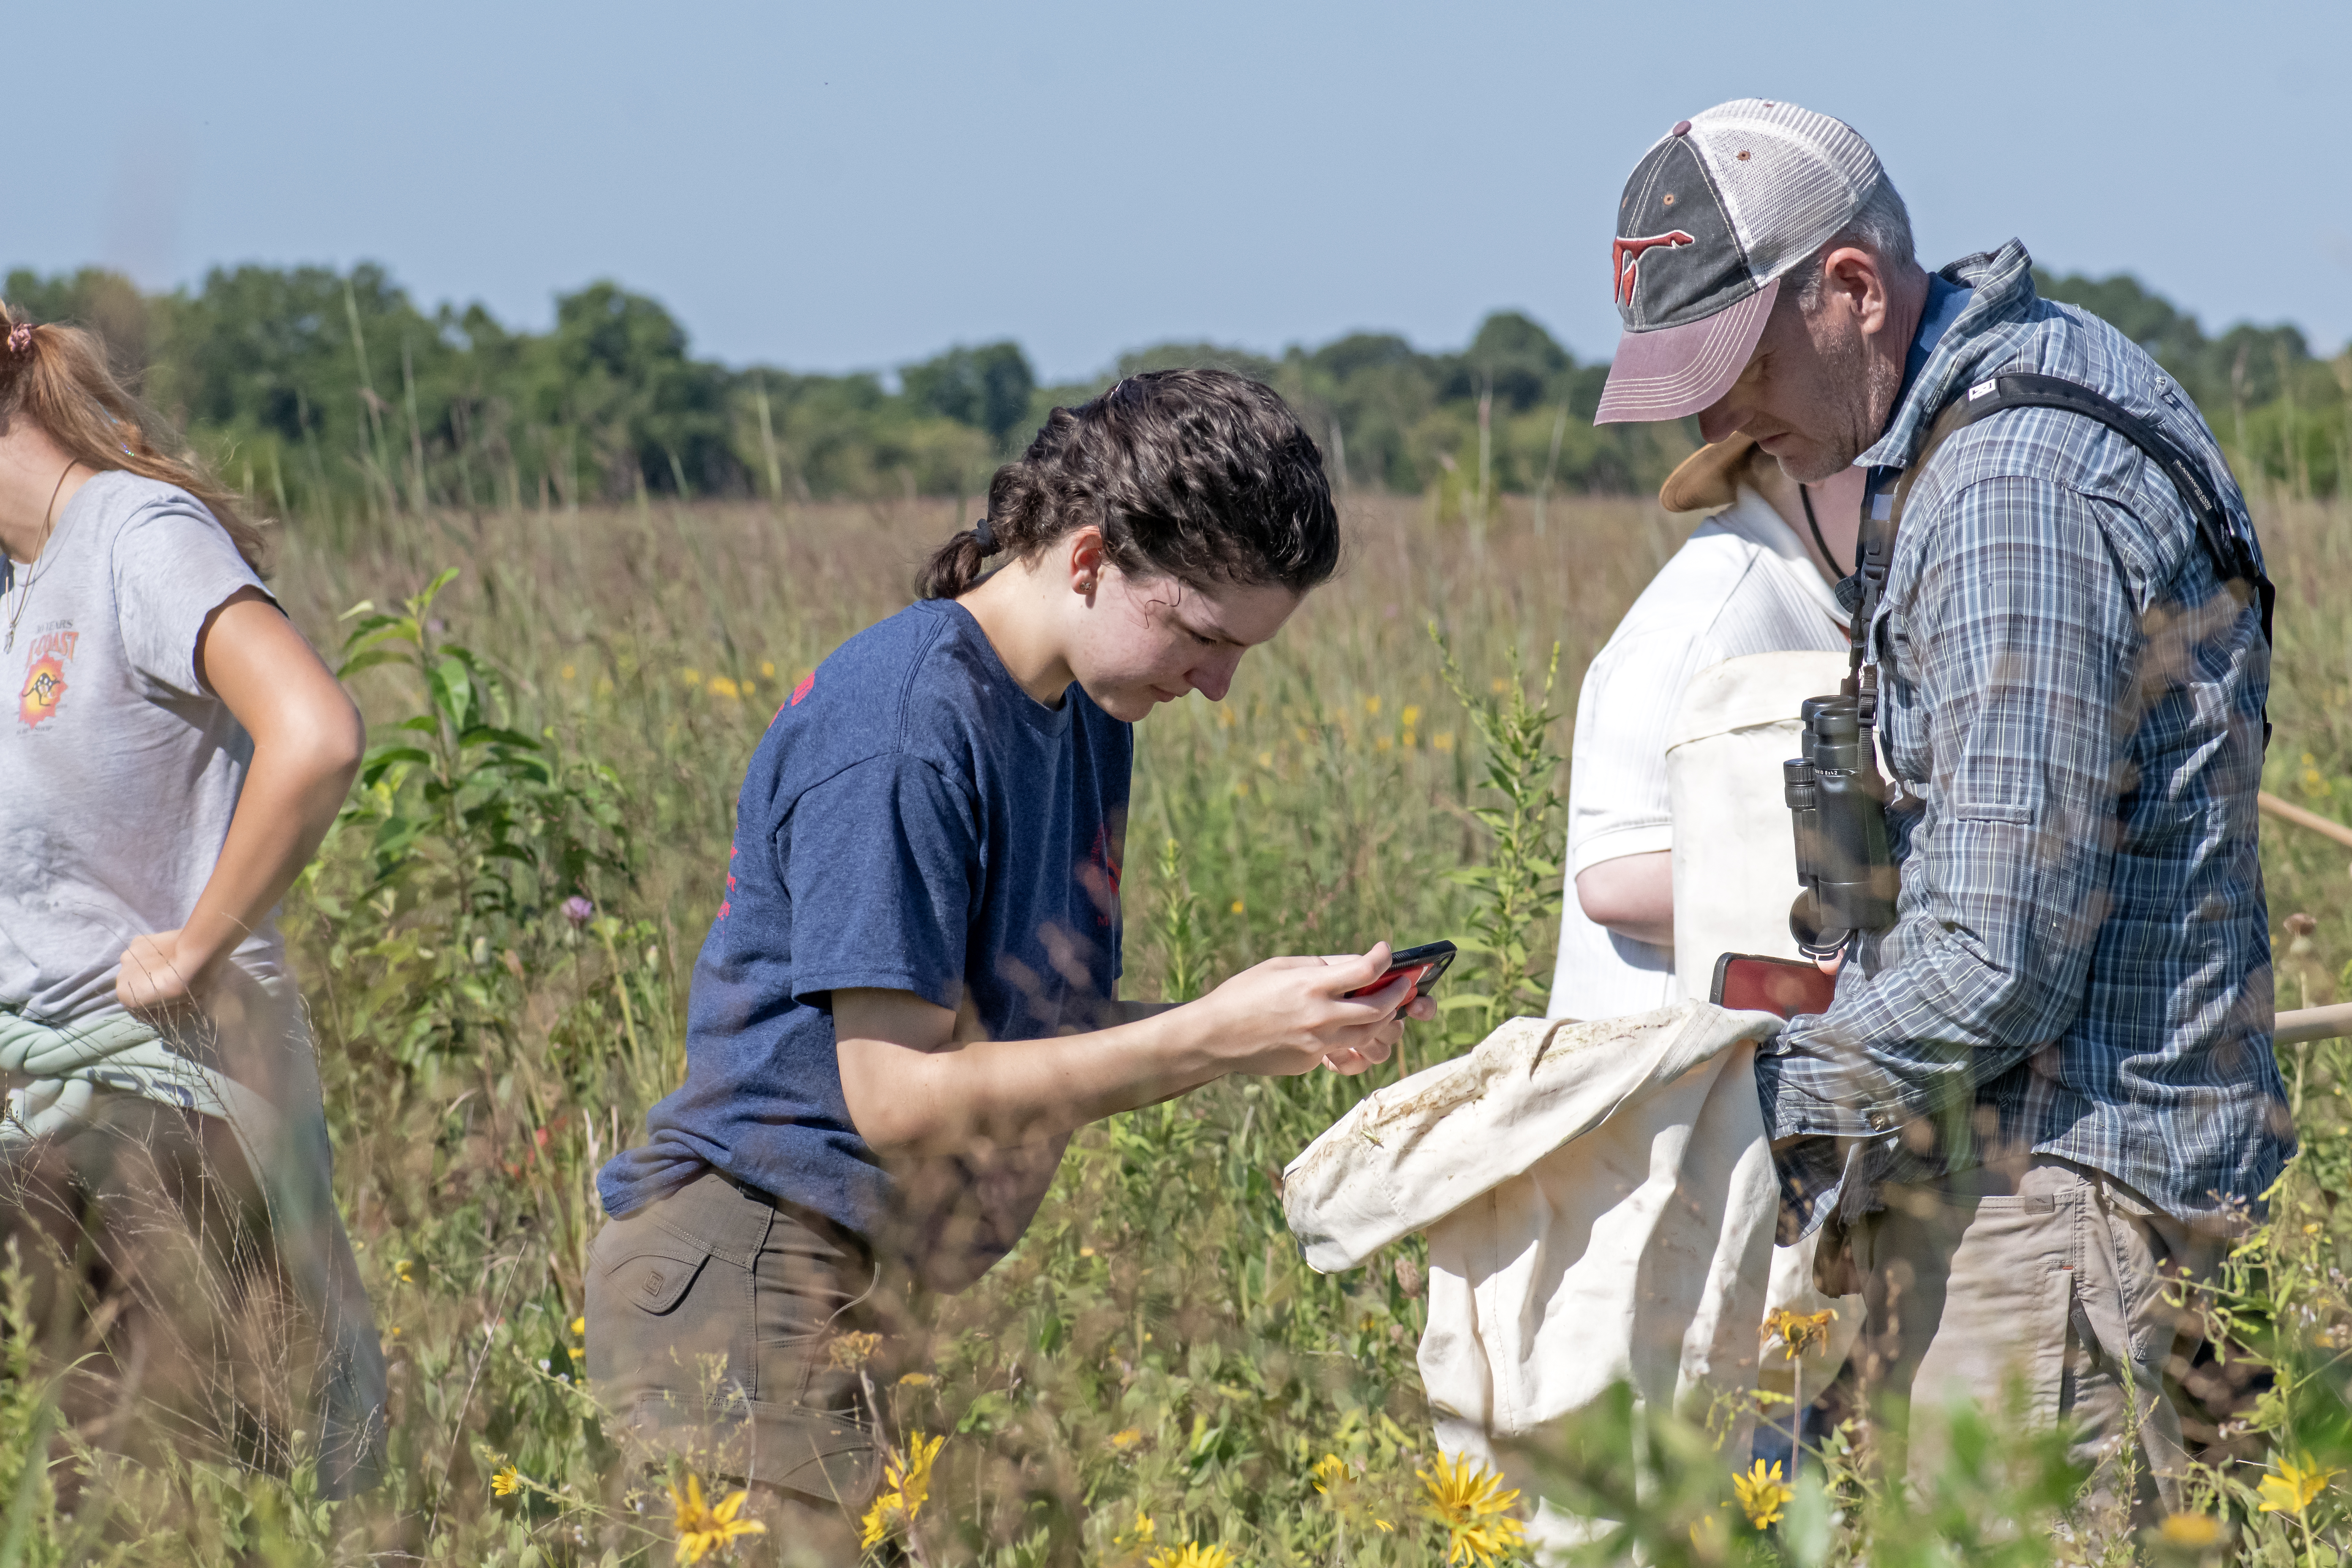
[1401, 705, 1421, 727]
[827, 1330, 882, 1370]
[487, 1454, 522, 1497]
[1732, 1459, 1794, 1530]
[708, 675, 740, 698]
[668, 1473, 765, 1563]
[680, 667, 702, 686]
[393, 1258, 415, 1285]
[2158, 1511, 2225, 1546]
[1418, 1450, 1527, 1566]
[1230, 900, 1246, 915]
[1256, 751, 1273, 769]
[2257, 1454, 2341, 1516]
[898, 1371, 934, 1387]
[1434, 732, 1455, 752]
[1364, 694, 1382, 716]
[560, 664, 576, 680]
[1762, 1306, 1838, 1361]
[1115, 1509, 1157, 1545]
[1489, 678, 1509, 694]
[1110, 1427, 1146, 1452]
[1146, 1545, 1234, 1568]
[1690, 1510, 1731, 1560]
[1312, 1454, 1397, 1533]
[858, 1430, 944, 1548]
[760, 660, 776, 678]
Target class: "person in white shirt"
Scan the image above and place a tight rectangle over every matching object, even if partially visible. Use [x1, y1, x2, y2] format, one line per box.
[1547, 435, 1863, 1018]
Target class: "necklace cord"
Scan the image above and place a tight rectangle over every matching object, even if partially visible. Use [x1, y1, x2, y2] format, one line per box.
[1797, 482, 1845, 581]
[5, 459, 81, 651]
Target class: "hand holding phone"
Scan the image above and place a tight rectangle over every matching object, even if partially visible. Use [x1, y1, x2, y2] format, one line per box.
[1343, 940, 1457, 1011]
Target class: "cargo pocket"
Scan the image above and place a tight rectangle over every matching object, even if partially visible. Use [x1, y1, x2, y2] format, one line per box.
[609, 1246, 708, 1317]
[586, 1231, 734, 1408]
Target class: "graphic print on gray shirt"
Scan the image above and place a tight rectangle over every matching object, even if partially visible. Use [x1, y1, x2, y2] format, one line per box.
[1, 471, 275, 1024]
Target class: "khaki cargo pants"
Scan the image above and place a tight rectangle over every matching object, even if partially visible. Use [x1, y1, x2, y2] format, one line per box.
[1840, 1156, 2218, 1524]
[586, 1170, 884, 1560]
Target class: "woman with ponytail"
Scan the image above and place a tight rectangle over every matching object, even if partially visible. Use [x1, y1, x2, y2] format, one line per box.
[591, 368, 1428, 1547]
[0, 303, 384, 1492]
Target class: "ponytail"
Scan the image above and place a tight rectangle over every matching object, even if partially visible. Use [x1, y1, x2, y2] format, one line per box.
[915, 514, 1000, 601]
[0, 301, 269, 574]
[914, 370, 1339, 602]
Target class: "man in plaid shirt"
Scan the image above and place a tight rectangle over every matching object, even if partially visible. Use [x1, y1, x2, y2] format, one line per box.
[1592, 99, 2288, 1515]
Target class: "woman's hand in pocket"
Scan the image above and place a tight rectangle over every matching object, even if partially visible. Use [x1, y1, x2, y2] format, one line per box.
[116, 928, 219, 1017]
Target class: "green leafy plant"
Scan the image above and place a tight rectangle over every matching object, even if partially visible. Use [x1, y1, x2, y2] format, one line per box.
[313, 567, 630, 1069]
[1429, 625, 1565, 1045]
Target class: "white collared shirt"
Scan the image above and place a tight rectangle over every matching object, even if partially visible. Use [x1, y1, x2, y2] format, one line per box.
[1546, 484, 1848, 1019]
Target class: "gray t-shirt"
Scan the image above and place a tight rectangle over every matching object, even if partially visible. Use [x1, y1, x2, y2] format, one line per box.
[1, 471, 279, 1024]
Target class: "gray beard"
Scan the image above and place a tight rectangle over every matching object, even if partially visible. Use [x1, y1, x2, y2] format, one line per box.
[1782, 351, 1906, 482]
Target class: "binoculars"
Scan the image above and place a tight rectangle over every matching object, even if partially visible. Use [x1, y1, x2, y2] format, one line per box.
[1784, 691, 1900, 958]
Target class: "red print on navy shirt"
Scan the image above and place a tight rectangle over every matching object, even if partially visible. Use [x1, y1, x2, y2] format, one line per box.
[717, 845, 737, 921]
[1080, 823, 1123, 928]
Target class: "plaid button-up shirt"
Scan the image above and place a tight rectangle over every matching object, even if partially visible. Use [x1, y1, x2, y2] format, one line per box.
[1756, 240, 2291, 1239]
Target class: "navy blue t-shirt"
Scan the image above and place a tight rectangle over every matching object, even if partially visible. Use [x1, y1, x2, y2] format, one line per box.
[596, 600, 1132, 1269]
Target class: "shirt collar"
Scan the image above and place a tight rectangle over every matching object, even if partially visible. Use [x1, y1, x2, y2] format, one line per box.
[1895, 272, 1972, 415]
[1859, 239, 2038, 474]
[1713, 485, 1849, 623]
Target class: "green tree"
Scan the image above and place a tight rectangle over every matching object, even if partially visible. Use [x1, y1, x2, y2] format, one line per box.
[528, 281, 733, 497]
[901, 340, 1036, 450]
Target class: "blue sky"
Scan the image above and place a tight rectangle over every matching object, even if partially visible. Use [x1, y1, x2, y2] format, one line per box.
[15, 0, 2348, 380]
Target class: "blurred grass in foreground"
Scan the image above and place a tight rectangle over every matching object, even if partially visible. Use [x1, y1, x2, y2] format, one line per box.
[1, 493, 2348, 1565]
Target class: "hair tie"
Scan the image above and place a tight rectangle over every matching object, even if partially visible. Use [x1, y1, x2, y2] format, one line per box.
[4, 323, 30, 356]
[972, 516, 998, 555]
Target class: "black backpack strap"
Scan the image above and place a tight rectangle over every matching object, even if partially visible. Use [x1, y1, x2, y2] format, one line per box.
[1856, 369, 2275, 747]
[1938, 372, 2275, 650]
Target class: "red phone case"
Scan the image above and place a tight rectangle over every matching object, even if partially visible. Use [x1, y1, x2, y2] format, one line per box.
[1709, 953, 1836, 1020]
[1345, 963, 1431, 1003]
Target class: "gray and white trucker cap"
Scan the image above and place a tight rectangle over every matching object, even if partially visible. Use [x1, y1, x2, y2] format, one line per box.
[1594, 100, 1886, 425]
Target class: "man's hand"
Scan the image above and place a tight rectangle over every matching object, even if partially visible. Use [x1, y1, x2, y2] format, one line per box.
[116, 928, 219, 1016]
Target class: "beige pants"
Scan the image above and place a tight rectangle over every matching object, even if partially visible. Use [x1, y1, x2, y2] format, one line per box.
[1843, 1157, 2215, 1524]
[586, 1169, 885, 1564]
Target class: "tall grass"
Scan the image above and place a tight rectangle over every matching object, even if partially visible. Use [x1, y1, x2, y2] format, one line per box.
[3, 493, 2349, 1564]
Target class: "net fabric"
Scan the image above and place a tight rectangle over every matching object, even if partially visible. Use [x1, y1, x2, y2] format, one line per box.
[1692, 99, 1884, 284]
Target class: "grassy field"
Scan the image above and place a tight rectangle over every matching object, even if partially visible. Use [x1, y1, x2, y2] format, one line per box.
[5, 491, 2352, 1565]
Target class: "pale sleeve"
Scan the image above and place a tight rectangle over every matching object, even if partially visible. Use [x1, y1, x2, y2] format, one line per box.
[111, 493, 270, 698]
[1565, 622, 1723, 876]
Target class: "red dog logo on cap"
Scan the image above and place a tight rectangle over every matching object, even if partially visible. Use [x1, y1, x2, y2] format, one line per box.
[1612, 230, 1696, 307]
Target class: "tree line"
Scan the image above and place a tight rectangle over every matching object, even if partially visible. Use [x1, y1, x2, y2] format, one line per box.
[5, 260, 2345, 527]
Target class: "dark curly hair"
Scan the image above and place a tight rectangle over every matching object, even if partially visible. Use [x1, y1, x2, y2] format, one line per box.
[915, 368, 1340, 601]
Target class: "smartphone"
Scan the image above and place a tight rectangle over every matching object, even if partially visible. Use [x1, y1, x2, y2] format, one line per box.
[1344, 940, 1458, 1007]
[1708, 952, 1836, 1021]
